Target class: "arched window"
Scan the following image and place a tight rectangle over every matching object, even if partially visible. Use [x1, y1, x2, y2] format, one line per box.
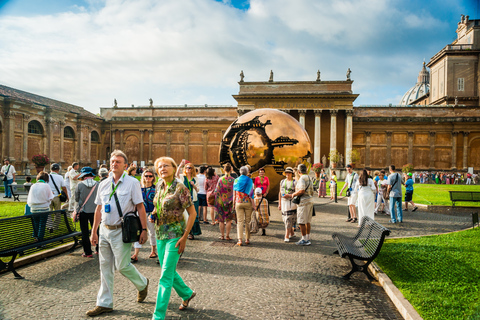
[64, 126, 75, 139]
[28, 120, 43, 135]
[91, 131, 100, 142]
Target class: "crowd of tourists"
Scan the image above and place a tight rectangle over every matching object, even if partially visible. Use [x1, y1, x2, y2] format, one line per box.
[414, 171, 477, 184]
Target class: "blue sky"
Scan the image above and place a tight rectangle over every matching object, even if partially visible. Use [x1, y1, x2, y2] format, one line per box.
[0, 0, 477, 113]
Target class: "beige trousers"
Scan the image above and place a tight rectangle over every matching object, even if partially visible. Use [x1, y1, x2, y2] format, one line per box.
[235, 202, 253, 241]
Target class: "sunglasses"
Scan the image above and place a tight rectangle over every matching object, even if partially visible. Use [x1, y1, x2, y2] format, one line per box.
[144, 175, 154, 178]
[186, 167, 193, 170]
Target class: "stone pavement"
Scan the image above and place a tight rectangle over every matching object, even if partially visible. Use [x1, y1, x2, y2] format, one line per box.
[0, 196, 471, 320]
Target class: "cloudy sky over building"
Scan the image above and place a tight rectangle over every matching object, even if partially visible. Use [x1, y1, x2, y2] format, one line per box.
[0, 0, 477, 113]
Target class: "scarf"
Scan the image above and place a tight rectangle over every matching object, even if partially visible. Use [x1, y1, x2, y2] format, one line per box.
[234, 175, 254, 198]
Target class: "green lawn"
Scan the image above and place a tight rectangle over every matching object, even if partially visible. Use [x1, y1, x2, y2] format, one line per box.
[0, 201, 28, 218]
[376, 228, 480, 320]
[411, 183, 480, 206]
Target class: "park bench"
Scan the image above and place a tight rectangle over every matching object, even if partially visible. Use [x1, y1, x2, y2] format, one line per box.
[9, 184, 30, 201]
[449, 191, 480, 207]
[0, 210, 81, 279]
[332, 216, 390, 281]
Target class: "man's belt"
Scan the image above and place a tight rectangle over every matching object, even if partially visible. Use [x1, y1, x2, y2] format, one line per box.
[104, 224, 122, 230]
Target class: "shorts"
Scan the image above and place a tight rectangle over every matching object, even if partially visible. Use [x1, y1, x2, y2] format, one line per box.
[282, 210, 297, 229]
[347, 192, 358, 206]
[297, 201, 314, 225]
[198, 194, 207, 207]
[405, 192, 413, 202]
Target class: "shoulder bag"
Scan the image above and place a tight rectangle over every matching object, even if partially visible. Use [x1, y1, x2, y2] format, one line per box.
[385, 173, 400, 200]
[249, 197, 262, 234]
[50, 174, 68, 202]
[72, 183, 97, 222]
[346, 173, 356, 197]
[3, 165, 10, 181]
[113, 192, 142, 243]
[292, 177, 311, 205]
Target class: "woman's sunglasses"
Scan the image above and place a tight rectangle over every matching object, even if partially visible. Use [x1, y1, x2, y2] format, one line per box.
[144, 175, 154, 178]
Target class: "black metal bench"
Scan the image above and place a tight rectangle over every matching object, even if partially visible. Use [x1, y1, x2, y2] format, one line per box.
[0, 210, 81, 279]
[449, 191, 480, 207]
[332, 216, 390, 280]
[9, 184, 30, 201]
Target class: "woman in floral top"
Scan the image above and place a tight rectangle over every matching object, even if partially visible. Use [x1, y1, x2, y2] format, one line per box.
[214, 163, 235, 240]
[150, 157, 196, 320]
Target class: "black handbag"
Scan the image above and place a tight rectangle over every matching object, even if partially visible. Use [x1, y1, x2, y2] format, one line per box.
[292, 177, 311, 205]
[113, 192, 142, 243]
[50, 174, 68, 202]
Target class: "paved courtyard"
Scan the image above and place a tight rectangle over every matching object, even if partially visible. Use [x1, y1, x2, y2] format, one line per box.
[0, 196, 472, 320]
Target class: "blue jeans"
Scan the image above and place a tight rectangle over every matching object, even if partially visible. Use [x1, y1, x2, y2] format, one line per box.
[25, 206, 49, 241]
[4, 179, 12, 197]
[390, 197, 403, 223]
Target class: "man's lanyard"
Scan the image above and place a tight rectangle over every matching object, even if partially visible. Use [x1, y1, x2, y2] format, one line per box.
[109, 173, 126, 201]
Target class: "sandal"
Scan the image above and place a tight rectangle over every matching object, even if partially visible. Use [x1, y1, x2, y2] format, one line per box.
[149, 253, 158, 259]
[219, 236, 225, 240]
[131, 256, 138, 263]
[188, 234, 194, 240]
[245, 240, 250, 245]
[236, 240, 242, 246]
[225, 236, 232, 241]
[351, 218, 358, 223]
[82, 253, 93, 258]
[179, 291, 196, 311]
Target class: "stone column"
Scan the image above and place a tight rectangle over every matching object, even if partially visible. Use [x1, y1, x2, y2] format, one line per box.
[407, 131, 414, 164]
[202, 129, 209, 165]
[119, 129, 124, 150]
[86, 126, 91, 164]
[46, 118, 56, 162]
[77, 124, 84, 163]
[58, 121, 65, 164]
[429, 131, 436, 169]
[386, 131, 392, 166]
[184, 129, 190, 160]
[298, 109, 306, 128]
[111, 129, 116, 151]
[345, 110, 353, 165]
[22, 114, 30, 163]
[166, 129, 172, 157]
[314, 110, 322, 163]
[148, 129, 153, 165]
[463, 131, 470, 170]
[329, 110, 338, 153]
[139, 129, 145, 163]
[4, 110, 16, 162]
[451, 131, 458, 169]
[365, 131, 371, 168]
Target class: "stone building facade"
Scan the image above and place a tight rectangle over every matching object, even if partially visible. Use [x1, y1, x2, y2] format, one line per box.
[0, 15, 479, 173]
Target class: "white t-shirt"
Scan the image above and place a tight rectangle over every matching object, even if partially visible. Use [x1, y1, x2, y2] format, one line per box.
[95, 173, 143, 226]
[295, 174, 313, 205]
[345, 172, 358, 194]
[1, 164, 16, 180]
[48, 172, 66, 196]
[27, 182, 54, 209]
[68, 168, 80, 191]
[197, 174, 206, 195]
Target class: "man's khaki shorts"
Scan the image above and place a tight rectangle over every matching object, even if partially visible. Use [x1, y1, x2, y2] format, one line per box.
[297, 201, 313, 225]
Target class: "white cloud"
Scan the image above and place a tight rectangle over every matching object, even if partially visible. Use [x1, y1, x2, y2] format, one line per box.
[0, 0, 458, 112]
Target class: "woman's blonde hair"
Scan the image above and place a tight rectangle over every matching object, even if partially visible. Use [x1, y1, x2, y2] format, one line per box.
[141, 167, 156, 187]
[183, 162, 197, 178]
[154, 157, 177, 176]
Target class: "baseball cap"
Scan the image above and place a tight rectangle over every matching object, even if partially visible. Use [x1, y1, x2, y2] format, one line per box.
[255, 187, 263, 194]
[50, 163, 60, 170]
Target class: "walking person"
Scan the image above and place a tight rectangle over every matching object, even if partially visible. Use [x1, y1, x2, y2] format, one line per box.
[329, 170, 337, 200]
[403, 172, 418, 212]
[254, 187, 269, 236]
[176, 160, 202, 240]
[205, 167, 219, 225]
[75, 167, 99, 258]
[233, 166, 255, 246]
[64, 165, 73, 200]
[86, 150, 149, 317]
[214, 163, 235, 241]
[68, 163, 81, 212]
[26, 171, 54, 241]
[47, 163, 69, 232]
[1, 158, 16, 198]
[318, 168, 327, 198]
[197, 166, 207, 223]
[131, 168, 158, 263]
[151, 157, 197, 320]
[354, 169, 376, 226]
[387, 165, 403, 223]
[291, 164, 314, 246]
[278, 167, 297, 242]
[340, 164, 358, 223]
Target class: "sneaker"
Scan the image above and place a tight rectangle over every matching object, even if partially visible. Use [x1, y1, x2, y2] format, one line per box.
[412, 207, 418, 212]
[305, 240, 311, 246]
[389, 220, 396, 224]
[137, 278, 149, 302]
[284, 238, 290, 242]
[86, 306, 113, 317]
[403, 208, 408, 212]
[296, 239, 309, 246]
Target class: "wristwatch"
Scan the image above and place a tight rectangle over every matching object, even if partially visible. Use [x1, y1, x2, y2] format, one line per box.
[142, 228, 147, 231]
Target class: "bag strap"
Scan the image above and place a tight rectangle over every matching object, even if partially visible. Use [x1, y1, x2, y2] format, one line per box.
[113, 192, 123, 218]
[5, 165, 10, 175]
[255, 197, 264, 211]
[50, 174, 61, 194]
[79, 183, 97, 213]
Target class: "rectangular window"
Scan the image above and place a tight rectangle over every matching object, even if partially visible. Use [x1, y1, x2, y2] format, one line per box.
[457, 78, 465, 91]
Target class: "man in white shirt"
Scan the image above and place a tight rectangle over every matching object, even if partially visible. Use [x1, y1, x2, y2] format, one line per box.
[197, 166, 207, 223]
[47, 163, 69, 231]
[68, 162, 81, 211]
[1, 158, 16, 198]
[86, 150, 149, 317]
[291, 164, 314, 246]
[340, 164, 358, 223]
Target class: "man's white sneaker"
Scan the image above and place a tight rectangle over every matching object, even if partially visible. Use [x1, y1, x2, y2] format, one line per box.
[296, 239, 309, 246]
[284, 238, 290, 242]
